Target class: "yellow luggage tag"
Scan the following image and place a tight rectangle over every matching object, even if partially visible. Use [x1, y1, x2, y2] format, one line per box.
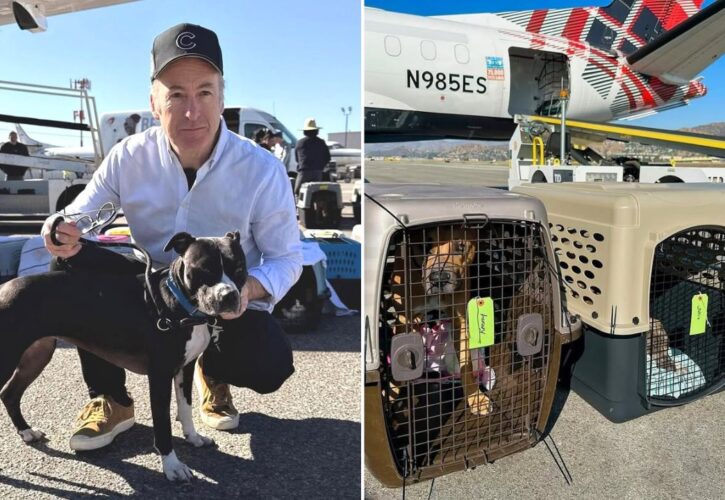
[467, 297, 494, 348]
[690, 293, 708, 336]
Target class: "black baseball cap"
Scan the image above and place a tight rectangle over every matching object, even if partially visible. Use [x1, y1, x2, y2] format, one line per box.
[151, 23, 223, 80]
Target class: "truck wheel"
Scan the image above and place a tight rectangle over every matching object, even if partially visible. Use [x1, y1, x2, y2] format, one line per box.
[55, 184, 86, 211]
[532, 171, 548, 183]
[656, 176, 683, 183]
[622, 160, 640, 182]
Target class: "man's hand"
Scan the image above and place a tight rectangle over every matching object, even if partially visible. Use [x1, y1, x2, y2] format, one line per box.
[42, 217, 82, 259]
[219, 276, 268, 320]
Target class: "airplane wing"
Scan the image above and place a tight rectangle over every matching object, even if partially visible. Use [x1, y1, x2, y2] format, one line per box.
[0, 0, 137, 29]
[628, 0, 725, 85]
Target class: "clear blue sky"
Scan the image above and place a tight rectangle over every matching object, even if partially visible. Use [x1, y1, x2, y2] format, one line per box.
[365, 0, 725, 131]
[1, 0, 361, 147]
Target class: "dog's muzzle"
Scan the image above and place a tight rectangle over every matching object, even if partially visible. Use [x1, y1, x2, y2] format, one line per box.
[197, 283, 241, 316]
[425, 266, 461, 294]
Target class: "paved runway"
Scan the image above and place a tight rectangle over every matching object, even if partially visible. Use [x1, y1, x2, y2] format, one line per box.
[365, 380, 725, 499]
[0, 316, 360, 499]
[365, 160, 509, 188]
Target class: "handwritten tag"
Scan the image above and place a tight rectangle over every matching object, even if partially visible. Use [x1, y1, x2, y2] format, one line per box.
[467, 297, 494, 348]
[690, 293, 708, 336]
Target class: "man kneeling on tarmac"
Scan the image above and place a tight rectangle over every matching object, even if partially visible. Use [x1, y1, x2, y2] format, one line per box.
[41, 22, 301, 450]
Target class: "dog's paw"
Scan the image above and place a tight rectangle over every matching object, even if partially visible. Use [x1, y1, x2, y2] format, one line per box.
[162, 450, 194, 482]
[185, 432, 214, 448]
[19, 427, 46, 443]
[467, 391, 493, 417]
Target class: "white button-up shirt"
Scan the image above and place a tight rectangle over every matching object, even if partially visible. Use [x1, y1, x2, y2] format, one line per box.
[64, 119, 302, 312]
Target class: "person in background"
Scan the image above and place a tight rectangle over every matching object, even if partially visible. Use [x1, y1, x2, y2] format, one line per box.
[1, 131, 29, 156]
[269, 130, 287, 164]
[254, 127, 272, 151]
[0, 131, 30, 180]
[294, 118, 330, 196]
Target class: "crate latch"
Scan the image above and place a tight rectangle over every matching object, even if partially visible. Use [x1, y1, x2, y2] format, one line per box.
[390, 333, 425, 381]
[516, 313, 544, 356]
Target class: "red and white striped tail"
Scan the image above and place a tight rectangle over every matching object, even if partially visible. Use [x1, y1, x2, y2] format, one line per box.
[498, 0, 704, 55]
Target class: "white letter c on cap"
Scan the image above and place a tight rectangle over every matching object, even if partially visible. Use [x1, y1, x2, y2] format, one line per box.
[176, 32, 196, 50]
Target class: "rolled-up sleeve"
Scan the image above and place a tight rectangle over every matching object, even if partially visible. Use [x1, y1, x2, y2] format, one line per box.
[247, 164, 303, 309]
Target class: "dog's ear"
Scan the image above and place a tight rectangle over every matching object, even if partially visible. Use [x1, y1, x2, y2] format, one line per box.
[220, 235, 248, 289]
[164, 232, 195, 255]
[463, 240, 476, 264]
[225, 231, 241, 244]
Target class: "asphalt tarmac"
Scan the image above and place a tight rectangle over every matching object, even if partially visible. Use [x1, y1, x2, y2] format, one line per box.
[0, 315, 360, 499]
[365, 160, 510, 188]
[365, 380, 725, 499]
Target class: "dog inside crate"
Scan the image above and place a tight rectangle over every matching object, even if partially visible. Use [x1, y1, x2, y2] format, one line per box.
[378, 219, 555, 473]
[310, 190, 340, 227]
[647, 227, 725, 401]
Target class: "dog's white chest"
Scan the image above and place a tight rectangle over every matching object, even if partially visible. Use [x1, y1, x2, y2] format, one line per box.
[184, 325, 211, 365]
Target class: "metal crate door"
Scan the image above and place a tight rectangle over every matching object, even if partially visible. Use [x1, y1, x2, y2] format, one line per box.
[379, 220, 559, 481]
[648, 227, 725, 404]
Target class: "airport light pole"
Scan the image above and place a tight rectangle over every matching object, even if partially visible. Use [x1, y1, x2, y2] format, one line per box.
[341, 106, 352, 147]
[71, 78, 91, 147]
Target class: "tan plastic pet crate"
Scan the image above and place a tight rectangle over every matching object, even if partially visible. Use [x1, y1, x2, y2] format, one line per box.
[514, 183, 725, 421]
[297, 182, 343, 229]
[365, 184, 571, 487]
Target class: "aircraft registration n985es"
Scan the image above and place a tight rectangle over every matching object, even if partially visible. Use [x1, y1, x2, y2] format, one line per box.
[365, 0, 725, 142]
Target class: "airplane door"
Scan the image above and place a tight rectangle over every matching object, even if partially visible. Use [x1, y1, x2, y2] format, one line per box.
[508, 47, 569, 117]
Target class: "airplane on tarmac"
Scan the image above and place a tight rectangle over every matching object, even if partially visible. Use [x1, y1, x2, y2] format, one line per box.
[327, 141, 363, 167]
[365, 0, 725, 142]
[0, 0, 136, 32]
[0, 123, 94, 161]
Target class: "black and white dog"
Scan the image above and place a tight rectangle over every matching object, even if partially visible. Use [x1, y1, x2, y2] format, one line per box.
[0, 231, 247, 481]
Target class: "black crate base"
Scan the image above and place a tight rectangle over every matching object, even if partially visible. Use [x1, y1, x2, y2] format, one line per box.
[571, 326, 655, 422]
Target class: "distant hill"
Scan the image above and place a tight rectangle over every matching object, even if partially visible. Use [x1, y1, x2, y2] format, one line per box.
[366, 122, 725, 160]
[681, 122, 725, 137]
[365, 139, 508, 160]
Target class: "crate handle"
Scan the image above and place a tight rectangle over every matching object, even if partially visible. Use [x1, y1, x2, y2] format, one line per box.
[462, 213, 490, 229]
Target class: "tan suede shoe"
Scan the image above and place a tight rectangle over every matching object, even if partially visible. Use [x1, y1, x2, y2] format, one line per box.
[69, 395, 135, 451]
[195, 357, 239, 431]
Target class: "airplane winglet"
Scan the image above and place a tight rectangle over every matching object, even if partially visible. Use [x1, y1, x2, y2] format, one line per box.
[627, 0, 725, 85]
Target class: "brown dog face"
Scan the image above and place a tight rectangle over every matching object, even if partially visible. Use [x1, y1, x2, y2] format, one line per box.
[422, 238, 476, 295]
